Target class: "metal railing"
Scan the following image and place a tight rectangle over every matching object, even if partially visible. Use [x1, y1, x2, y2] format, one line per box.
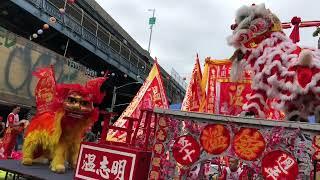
[26, 0, 149, 79]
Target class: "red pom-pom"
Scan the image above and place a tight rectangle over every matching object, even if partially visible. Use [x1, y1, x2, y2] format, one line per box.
[291, 16, 301, 25]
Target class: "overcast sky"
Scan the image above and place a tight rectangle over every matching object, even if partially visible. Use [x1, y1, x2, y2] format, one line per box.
[96, 0, 320, 80]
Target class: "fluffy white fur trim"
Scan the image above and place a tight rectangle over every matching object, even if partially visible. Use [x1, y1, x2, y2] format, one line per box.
[243, 102, 266, 118]
[298, 49, 313, 67]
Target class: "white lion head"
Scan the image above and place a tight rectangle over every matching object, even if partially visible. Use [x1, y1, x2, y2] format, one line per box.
[227, 4, 282, 48]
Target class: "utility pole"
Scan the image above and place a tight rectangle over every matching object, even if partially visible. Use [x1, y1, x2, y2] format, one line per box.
[147, 9, 156, 53]
[313, 27, 320, 49]
[110, 86, 117, 112]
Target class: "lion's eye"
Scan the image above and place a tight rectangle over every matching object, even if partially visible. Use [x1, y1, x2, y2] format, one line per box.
[68, 97, 77, 103]
[81, 101, 90, 106]
[239, 15, 248, 22]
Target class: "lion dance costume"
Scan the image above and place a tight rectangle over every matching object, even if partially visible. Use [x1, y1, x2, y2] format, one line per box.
[22, 66, 106, 173]
[228, 4, 320, 121]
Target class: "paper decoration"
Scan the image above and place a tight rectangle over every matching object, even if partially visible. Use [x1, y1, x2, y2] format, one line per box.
[233, 128, 266, 161]
[261, 150, 298, 180]
[172, 135, 200, 166]
[200, 124, 230, 154]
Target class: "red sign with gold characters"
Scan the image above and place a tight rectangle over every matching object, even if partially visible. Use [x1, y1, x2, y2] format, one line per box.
[172, 135, 201, 166]
[200, 124, 230, 154]
[233, 128, 266, 161]
[219, 82, 252, 116]
[75, 143, 136, 180]
[261, 150, 299, 180]
[201, 59, 252, 114]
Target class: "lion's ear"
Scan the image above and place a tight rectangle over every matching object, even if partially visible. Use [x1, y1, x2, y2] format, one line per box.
[271, 14, 282, 32]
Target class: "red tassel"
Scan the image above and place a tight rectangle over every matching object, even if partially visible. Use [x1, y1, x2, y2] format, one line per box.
[289, 17, 301, 43]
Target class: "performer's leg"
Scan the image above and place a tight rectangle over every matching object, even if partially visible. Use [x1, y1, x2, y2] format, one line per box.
[21, 136, 36, 165]
[51, 141, 66, 173]
[68, 142, 80, 168]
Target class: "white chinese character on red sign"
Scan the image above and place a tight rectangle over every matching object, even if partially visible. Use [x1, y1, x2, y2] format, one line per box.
[265, 153, 296, 180]
[111, 160, 127, 180]
[178, 137, 195, 162]
[81, 154, 96, 172]
[96, 156, 110, 179]
[264, 167, 282, 180]
[172, 135, 200, 166]
[276, 154, 295, 174]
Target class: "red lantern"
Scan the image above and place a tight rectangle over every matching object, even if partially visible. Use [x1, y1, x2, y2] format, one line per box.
[200, 124, 230, 154]
[261, 150, 298, 180]
[172, 135, 200, 166]
[233, 128, 266, 161]
[43, 24, 49, 30]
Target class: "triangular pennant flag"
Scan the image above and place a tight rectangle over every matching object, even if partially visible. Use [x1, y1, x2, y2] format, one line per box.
[181, 54, 206, 112]
[107, 60, 169, 141]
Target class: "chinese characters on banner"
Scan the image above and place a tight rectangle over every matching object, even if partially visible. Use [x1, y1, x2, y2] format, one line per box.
[233, 128, 266, 161]
[200, 124, 231, 154]
[149, 116, 169, 179]
[75, 144, 135, 180]
[181, 55, 206, 112]
[261, 150, 298, 180]
[172, 135, 200, 166]
[107, 61, 169, 142]
[200, 59, 284, 120]
[200, 59, 251, 115]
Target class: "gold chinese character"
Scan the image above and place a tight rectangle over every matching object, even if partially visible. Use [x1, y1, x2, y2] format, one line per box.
[149, 170, 159, 180]
[158, 117, 167, 127]
[156, 129, 166, 141]
[152, 157, 161, 167]
[229, 85, 245, 106]
[154, 143, 163, 154]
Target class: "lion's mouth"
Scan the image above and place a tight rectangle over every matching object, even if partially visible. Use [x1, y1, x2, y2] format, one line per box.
[66, 112, 84, 119]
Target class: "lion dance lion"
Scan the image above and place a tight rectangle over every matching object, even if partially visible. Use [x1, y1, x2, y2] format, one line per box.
[228, 4, 320, 122]
[22, 66, 106, 173]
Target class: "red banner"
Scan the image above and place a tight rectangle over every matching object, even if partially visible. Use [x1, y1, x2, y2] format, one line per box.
[107, 61, 169, 142]
[219, 83, 251, 116]
[201, 59, 251, 115]
[75, 143, 136, 180]
[33, 66, 56, 114]
[201, 59, 284, 120]
[181, 55, 206, 112]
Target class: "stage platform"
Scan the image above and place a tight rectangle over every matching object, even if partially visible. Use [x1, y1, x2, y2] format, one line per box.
[0, 160, 74, 180]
